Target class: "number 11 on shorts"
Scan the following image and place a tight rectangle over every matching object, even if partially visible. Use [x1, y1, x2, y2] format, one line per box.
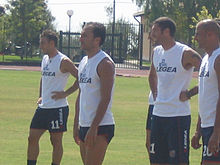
[51, 120, 60, 129]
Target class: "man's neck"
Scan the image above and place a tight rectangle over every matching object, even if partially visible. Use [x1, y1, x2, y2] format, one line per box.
[87, 48, 100, 59]
[48, 49, 58, 58]
[206, 44, 219, 57]
[162, 39, 176, 51]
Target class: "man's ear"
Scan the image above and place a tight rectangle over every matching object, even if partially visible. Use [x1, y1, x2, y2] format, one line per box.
[163, 28, 170, 36]
[95, 37, 101, 46]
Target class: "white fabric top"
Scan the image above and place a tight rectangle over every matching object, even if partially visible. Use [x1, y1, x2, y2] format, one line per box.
[78, 50, 115, 127]
[153, 42, 193, 117]
[199, 47, 220, 128]
[148, 91, 154, 105]
[39, 52, 70, 108]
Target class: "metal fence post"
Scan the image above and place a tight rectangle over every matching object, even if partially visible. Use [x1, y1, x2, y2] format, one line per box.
[59, 31, 63, 53]
[139, 24, 143, 69]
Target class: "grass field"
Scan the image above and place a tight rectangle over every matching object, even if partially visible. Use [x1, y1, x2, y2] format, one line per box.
[0, 70, 202, 165]
[0, 54, 42, 63]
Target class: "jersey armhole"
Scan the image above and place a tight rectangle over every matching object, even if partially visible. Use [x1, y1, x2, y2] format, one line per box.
[180, 47, 190, 72]
[96, 57, 108, 78]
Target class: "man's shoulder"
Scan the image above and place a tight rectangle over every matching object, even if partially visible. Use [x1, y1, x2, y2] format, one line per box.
[214, 48, 220, 59]
[214, 54, 220, 70]
[80, 55, 88, 62]
[98, 59, 115, 78]
[154, 45, 163, 51]
[58, 52, 69, 59]
[41, 54, 48, 62]
[42, 54, 48, 58]
[98, 55, 115, 75]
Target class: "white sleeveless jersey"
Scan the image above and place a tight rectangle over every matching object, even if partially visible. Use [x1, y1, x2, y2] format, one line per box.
[39, 52, 70, 108]
[153, 42, 193, 117]
[148, 91, 154, 105]
[199, 48, 220, 128]
[78, 50, 115, 127]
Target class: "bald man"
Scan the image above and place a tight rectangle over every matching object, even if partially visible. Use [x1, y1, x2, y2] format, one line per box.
[191, 19, 220, 165]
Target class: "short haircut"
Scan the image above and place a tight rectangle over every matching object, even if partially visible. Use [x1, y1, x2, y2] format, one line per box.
[85, 22, 106, 46]
[199, 19, 220, 37]
[41, 30, 58, 47]
[153, 17, 176, 37]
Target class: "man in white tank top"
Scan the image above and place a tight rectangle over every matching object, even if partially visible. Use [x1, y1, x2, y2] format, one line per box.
[191, 20, 220, 165]
[148, 17, 201, 165]
[27, 30, 78, 165]
[73, 22, 115, 165]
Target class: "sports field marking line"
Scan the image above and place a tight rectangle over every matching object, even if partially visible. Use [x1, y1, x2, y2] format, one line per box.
[0, 68, 24, 71]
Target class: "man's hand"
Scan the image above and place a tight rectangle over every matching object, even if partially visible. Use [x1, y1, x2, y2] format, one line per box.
[51, 91, 66, 100]
[37, 97, 42, 104]
[191, 133, 202, 149]
[179, 90, 190, 102]
[208, 132, 220, 154]
[85, 127, 97, 148]
[73, 125, 80, 145]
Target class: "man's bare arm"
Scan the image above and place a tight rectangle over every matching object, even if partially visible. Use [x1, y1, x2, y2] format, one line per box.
[37, 78, 42, 104]
[149, 52, 157, 100]
[51, 58, 79, 100]
[180, 49, 201, 101]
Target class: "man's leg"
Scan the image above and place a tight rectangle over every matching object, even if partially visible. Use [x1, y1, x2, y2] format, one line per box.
[84, 135, 108, 165]
[201, 127, 220, 165]
[50, 132, 64, 165]
[27, 128, 46, 162]
[146, 129, 151, 155]
[79, 141, 86, 165]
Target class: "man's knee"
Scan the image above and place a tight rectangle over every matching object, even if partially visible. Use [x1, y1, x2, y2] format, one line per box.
[50, 133, 63, 147]
[28, 129, 45, 144]
[28, 134, 39, 144]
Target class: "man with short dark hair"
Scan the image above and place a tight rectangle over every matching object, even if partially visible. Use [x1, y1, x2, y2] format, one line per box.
[149, 17, 201, 165]
[191, 19, 220, 165]
[27, 30, 78, 165]
[74, 22, 115, 165]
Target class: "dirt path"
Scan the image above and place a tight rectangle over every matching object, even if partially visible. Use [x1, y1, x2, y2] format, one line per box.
[0, 65, 198, 78]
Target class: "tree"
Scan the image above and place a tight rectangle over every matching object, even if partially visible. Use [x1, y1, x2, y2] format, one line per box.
[103, 18, 139, 62]
[103, 4, 140, 63]
[0, 6, 6, 53]
[6, 0, 55, 57]
[191, 6, 213, 28]
[132, 0, 220, 46]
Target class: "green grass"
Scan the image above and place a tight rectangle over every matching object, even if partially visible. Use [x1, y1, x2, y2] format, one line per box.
[0, 70, 202, 165]
[142, 60, 151, 67]
[0, 54, 42, 63]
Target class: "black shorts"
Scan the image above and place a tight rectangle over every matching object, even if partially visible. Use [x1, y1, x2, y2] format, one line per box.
[30, 106, 69, 133]
[79, 125, 115, 144]
[201, 126, 220, 163]
[150, 115, 191, 164]
[146, 104, 154, 130]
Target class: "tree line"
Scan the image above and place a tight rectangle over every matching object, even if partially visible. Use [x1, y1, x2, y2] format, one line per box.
[133, 0, 220, 47]
[0, 0, 54, 55]
[0, 0, 220, 57]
